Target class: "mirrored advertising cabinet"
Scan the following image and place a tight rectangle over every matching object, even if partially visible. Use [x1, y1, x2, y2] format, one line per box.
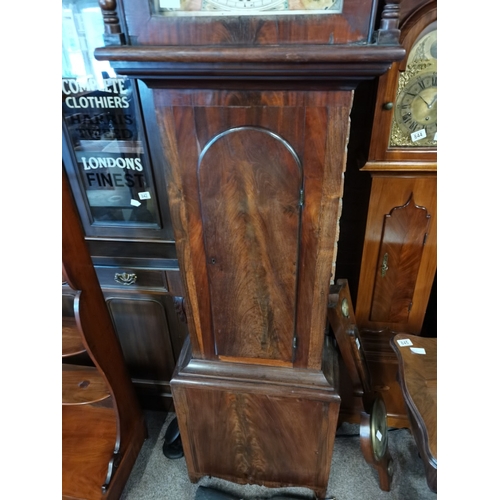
[63, 75, 160, 227]
[62, 1, 170, 238]
[62, 0, 189, 411]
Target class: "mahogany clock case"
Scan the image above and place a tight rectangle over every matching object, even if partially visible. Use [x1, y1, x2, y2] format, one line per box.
[159, 88, 353, 499]
[342, 0, 438, 428]
[91, 0, 405, 497]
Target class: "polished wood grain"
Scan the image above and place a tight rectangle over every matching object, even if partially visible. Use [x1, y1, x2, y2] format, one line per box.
[63, 168, 145, 438]
[391, 333, 436, 492]
[199, 127, 301, 363]
[62, 315, 86, 357]
[93, 3, 406, 495]
[356, 174, 437, 334]
[328, 279, 369, 399]
[104, 294, 176, 383]
[62, 364, 111, 405]
[98, 0, 125, 46]
[400, 0, 432, 25]
[91, 262, 188, 407]
[327, 279, 393, 491]
[154, 89, 354, 371]
[363, 161, 437, 171]
[95, 45, 404, 89]
[349, 1, 438, 430]
[360, 328, 410, 428]
[62, 168, 146, 499]
[181, 389, 337, 494]
[172, 339, 340, 499]
[62, 404, 117, 500]
[370, 194, 430, 323]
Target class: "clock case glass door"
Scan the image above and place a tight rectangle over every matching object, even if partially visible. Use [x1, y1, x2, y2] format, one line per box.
[365, 1, 437, 165]
[390, 22, 437, 148]
[150, 0, 344, 16]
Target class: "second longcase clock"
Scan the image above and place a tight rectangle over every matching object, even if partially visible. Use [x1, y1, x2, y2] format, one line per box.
[354, 0, 437, 427]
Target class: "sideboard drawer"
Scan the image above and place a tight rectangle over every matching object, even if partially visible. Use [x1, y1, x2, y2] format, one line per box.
[95, 266, 168, 291]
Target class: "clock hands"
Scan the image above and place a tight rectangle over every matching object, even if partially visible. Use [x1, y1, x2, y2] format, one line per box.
[415, 92, 437, 109]
[427, 94, 437, 109]
[417, 94, 431, 107]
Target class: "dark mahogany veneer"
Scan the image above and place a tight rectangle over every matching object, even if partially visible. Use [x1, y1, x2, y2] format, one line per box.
[95, 1, 404, 496]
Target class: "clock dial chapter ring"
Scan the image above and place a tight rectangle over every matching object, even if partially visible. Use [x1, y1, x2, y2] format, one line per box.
[395, 71, 437, 145]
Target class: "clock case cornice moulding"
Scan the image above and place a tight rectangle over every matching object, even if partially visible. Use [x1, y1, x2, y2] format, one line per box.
[94, 0, 405, 89]
[94, 45, 405, 89]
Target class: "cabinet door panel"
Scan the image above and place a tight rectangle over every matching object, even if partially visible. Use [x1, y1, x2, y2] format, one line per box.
[356, 175, 437, 334]
[369, 195, 430, 322]
[106, 294, 176, 382]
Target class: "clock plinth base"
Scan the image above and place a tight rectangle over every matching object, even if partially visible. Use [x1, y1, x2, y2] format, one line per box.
[171, 340, 341, 499]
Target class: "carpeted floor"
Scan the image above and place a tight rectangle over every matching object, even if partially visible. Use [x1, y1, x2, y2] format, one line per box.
[120, 411, 436, 500]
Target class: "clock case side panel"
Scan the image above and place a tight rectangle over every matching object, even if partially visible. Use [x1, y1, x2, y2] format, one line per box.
[366, 0, 437, 164]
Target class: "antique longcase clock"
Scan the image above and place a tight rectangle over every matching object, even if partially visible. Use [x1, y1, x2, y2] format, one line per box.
[391, 23, 437, 148]
[354, 0, 437, 428]
[95, 0, 404, 496]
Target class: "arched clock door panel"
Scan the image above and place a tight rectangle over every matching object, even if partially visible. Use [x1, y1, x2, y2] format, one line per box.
[369, 194, 431, 323]
[198, 127, 303, 365]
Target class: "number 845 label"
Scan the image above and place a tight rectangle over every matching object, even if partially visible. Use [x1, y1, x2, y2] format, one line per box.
[397, 338, 413, 347]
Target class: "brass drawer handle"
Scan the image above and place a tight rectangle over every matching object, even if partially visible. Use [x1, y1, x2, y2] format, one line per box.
[381, 253, 389, 277]
[114, 272, 137, 286]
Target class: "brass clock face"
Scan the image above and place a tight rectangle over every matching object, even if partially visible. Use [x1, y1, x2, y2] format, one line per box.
[390, 25, 437, 148]
[153, 0, 343, 15]
[395, 71, 437, 143]
[370, 396, 389, 461]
